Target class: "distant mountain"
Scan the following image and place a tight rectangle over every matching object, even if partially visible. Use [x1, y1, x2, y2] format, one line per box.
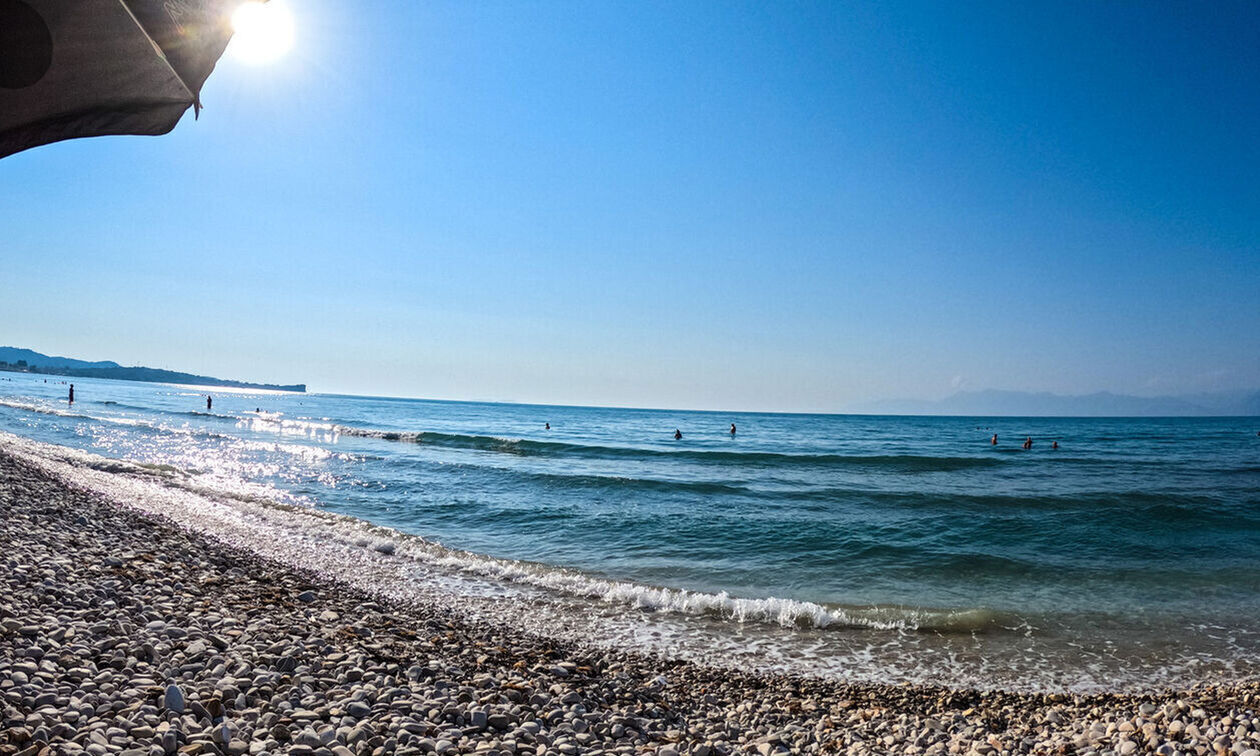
[1175, 390, 1260, 416]
[0, 346, 305, 393]
[0, 346, 120, 370]
[854, 388, 1260, 417]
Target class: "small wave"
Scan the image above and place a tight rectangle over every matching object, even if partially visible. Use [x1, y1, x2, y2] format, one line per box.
[0, 398, 347, 463]
[2, 398, 233, 426]
[184, 410, 240, 421]
[0, 398, 96, 420]
[397, 461, 757, 496]
[92, 400, 237, 422]
[322, 424, 1003, 472]
[82, 458, 193, 478]
[241, 415, 337, 437]
[560, 581, 1007, 634]
[329, 531, 1012, 634]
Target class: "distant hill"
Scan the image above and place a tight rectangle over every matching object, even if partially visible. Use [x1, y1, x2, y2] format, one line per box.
[0, 346, 305, 393]
[854, 388, 1260, 417]
[0, 346, 121, 371]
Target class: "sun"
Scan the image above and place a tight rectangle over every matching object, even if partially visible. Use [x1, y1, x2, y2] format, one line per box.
[229, 1, 295, 64]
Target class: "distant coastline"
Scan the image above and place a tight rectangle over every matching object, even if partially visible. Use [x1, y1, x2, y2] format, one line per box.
[0, 346, 305, 393]
[852, 388, 1260, 417]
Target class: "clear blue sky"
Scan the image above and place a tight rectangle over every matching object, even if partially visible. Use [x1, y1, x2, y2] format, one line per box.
[3, 1, 1258, 411]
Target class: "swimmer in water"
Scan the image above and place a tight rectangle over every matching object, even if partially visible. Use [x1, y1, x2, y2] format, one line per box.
[991, 433, 998, 445]
[545, 422, 550, 430]
[1023, 436, 1033, 450]
[730, 423, 736, 435]
[1052, 440, 1059, 449]
[674, 429, 682, 440]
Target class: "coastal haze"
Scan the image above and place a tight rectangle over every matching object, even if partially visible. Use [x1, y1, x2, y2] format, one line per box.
[858, 389, 1260, 417]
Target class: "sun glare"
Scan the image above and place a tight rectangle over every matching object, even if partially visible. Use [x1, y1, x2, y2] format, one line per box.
[230, 1, 295, 64]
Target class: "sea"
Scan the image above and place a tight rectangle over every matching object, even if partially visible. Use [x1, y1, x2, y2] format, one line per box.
[2, 373, 1258, 692]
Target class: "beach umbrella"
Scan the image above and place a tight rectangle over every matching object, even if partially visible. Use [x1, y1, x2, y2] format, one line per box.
[0, 0, 244, 159]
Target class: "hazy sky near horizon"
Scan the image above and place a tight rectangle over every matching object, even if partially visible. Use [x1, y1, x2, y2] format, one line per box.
[3, 1, 1259, 412]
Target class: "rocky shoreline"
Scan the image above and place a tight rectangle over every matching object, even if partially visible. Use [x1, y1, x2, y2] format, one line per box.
[2, 449, 1259, 756]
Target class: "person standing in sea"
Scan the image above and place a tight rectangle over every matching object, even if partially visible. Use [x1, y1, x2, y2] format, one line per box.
[207, 395, 212, 412]
[68, 384, 74, 405]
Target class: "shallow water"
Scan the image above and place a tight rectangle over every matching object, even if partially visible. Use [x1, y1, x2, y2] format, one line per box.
[2, 373, 1258, 691]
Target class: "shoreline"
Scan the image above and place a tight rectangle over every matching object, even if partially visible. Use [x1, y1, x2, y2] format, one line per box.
[2, 449, 1259, 755]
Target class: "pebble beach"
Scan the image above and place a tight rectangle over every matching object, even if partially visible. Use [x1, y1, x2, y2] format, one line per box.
[3, 449, 1260, 756]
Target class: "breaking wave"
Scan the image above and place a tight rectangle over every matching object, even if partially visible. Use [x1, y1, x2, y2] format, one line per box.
[248, 421, 1006, 473]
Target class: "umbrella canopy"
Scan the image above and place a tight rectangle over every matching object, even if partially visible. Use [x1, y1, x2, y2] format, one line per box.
[0, 0, 241, 158]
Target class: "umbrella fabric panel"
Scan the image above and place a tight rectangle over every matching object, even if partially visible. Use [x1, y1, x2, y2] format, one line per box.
[124, 0, 238, 104]
[0, 0, 237, 159]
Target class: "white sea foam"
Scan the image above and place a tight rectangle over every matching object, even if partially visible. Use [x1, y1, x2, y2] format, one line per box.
[0, 398, 352, 463]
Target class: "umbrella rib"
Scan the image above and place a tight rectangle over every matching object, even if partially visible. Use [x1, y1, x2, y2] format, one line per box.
[115, 0, 196, 105]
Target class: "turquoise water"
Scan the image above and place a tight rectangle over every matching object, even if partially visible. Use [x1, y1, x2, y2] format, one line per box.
[2, 373, 1259, 689]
